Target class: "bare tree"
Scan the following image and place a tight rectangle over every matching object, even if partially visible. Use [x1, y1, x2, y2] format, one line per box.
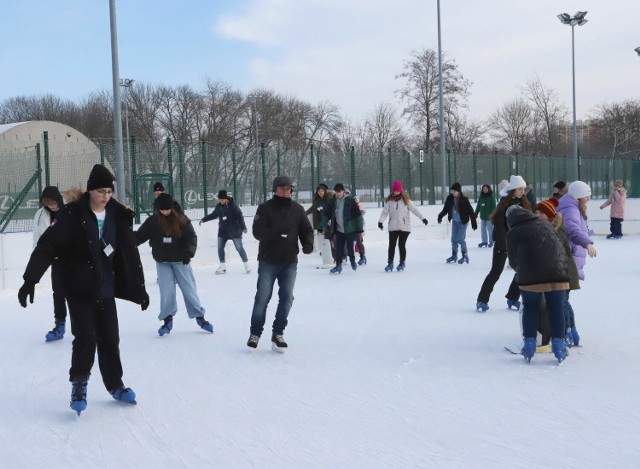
[395, 48, 471, 154]
[444, 109, 486, 155]
[489, 98, 535, 154]
[590, 100, 640, 159]
[523, 76, 567, 155]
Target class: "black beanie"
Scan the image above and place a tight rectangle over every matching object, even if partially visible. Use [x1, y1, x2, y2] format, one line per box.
[87, 164, 115, 192]
[156, 193, 174, 210]
[450, 182, 462, 192]
[40, 186, 64, 207]
[153, 182, 165, 192]
[334, 183, 345, 192]
[217, 190, 228, 200]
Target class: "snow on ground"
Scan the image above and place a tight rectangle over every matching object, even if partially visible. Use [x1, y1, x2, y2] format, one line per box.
[1, 199, 639, 468]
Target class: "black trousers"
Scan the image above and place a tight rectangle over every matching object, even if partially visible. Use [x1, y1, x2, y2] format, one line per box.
[387, 231, 410, 264]
[67, 296, 124, 391]
[51, 261, 67, 323]
[477, 247, 520, 304]
[334, 231, 359, 265]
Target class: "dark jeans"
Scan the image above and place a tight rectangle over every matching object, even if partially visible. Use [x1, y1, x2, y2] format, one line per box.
[521, 289, 565, 339]
[250, 261, 297, 336]
[334, 231, 359, 266]
[477, 248, 520, 304]
[51, 261, 68, 323]
[355, 234, 365, 258]
[387, 231, 410, 264]
[610, 217, 623, 236]
[67, 296, 124, 391]
[564, 290, 576, 330]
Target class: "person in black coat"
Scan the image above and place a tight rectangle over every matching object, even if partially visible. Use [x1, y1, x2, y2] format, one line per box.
[437, 182, 477, 264]
[18, 164, 149, 414]
[506, 205, 571, 363]
[247, 176, 314, 352]
[136, 193, 212, 336]
[199, 190, 250, 274]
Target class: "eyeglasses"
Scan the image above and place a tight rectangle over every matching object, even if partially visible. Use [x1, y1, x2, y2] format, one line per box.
[95, 189, 114, 197]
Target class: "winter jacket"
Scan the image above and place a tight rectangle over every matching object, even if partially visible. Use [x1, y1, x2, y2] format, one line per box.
[135, 213, 198, 263]
[557, 195, 593, 281]
[491, 197, 526, 253]
[437, 194, 477, 229]
[152, 195, 183, 214]
[556, 221, 580, 291]
[600, 187, 626, 219]
[506, 208, 570, 288]
[305, 190, 335, 229]
[253, 195, 314, 265]
[474, 190, 497, 221]
[23, 190, 148, 305]
[32, 186, 65, 248]
[200, 197, 247, 238]
[378, 195, 425, 232]
[320, 194, 364, 235]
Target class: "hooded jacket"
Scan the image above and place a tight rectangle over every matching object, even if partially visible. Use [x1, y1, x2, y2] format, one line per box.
[23, 189, 148, 305]
[135, 212, 198, 263]
[32, 186, 65, 249]
[600, 186, 626, 219]
[506, 208, 570, 288]
[557, 194, 593, 281]
[474, 186, 496, 221]
[200, 196, 247, 238]
[378, 194, 425, 232]
[320, 194, 364, 235]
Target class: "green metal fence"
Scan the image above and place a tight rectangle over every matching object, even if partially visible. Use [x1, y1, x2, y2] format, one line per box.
[2, 135, 638, 233]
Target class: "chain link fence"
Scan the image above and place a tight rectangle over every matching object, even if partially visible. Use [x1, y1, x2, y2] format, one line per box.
[2, 135, 639, 233]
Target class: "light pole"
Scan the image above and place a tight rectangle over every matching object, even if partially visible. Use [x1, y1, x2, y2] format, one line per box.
[557, 11, 588, 181]
[120, 78, 134, 197]
[437, 0, 447, 202]
[108, 0, 126, 201]
[247, 94, 260, 199]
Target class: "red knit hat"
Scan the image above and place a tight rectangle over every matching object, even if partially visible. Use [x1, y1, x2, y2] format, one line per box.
[535, 199, 557, 220]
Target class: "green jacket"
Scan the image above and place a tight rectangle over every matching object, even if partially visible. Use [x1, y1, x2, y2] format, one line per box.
[475, 192, 497, 220]
[319, 194, 364, 234]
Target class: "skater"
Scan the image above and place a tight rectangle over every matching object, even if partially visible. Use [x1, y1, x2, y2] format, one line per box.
[200, 190, 251, 274]
[152, 181, 182, 213]
[552, 181, 567, 200]
[32, 186, 68, 342]
[18, 164, 149, 414]
[353, 195, 367, 266]
[136, 193, 213, 336]
[600, 179, 626, 239]
[378, 180, 428, 272]
[437, 182, 477, 265]
[319, 183, 364, 274]
[475, 184, 496, 248]
[247, 176, 314, 352]
[506, 205, 571, 363]
[557, 181, 597, 347]
[305, 183, 336, 268]
[475, 175, 531, 312]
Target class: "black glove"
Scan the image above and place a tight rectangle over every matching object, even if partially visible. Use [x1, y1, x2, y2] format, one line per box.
[182, 255, 191, 265]
[140, 293, 150, 311]
[199, 219, 203, 226]
[378, 222, 383, 230]
[472, 223, 478, 231]
[437, 217, 442, 224]
[422, 218, 428, 226]
[18, 280, 36, 308]
[302, 245, 313, 254]
[317, 228, 323, 234]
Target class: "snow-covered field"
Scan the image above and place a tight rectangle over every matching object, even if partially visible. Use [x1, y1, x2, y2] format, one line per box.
[1, 199, 639, 468]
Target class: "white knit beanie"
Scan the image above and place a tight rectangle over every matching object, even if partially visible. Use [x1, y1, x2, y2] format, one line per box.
[568, 181, 591, 200]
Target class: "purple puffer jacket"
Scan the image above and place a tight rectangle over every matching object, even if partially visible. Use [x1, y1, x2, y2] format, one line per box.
[557, 195, 593, 281]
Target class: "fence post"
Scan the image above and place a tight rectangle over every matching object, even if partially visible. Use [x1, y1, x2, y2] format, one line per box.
[100, 143, 106, 166]
[447, 149, 452, 186]
[430, 152, 436, 205]
[350, 146, 356, 196]
[310, 144, 315, 196]
[419, 149, 424, 205]
[260, 143, 267, 203]
[378, 149, 384, 207]
[387, 147, 392, 190]
[493, 150, 498, 193]
[316, 147, 322, 186]
[166, 138, 173, 191]
[276, 145, 281, 176]
[36, 143, 42, 197]
[43, 131, 50, 187]
[405, 151, 412, 198]
[472, 149, 478, 200]
[131, 136, 139, 224]
[201, 140, 208, 216]
[232, 148, 238, 203]
[178, 144, 185, 209]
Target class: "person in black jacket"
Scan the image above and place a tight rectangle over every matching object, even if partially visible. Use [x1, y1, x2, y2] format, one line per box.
[151, 181, 183, 214]
[199, 190, 250, 274]
[247, 176, 314, 352]
[506, 205, 571, 363]
[437, 182, 477, 264]
[18, 164, 149, 415]
[136, 193, 212, 336]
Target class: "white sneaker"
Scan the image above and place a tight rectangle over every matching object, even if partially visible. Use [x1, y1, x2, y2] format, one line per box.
[215, 264, 226, 275]
[244, 262, 251, 273]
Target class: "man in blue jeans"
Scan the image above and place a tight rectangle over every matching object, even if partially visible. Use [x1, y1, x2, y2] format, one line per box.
[248, 176, 314, 352]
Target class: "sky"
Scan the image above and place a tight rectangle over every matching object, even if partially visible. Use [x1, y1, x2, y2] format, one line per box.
[1, 0, 639, 123]
[1, 199, 639, 467]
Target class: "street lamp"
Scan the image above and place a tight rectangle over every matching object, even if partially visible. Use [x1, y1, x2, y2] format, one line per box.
[437, 0, 447, 202]
[247, 93, 261, 199]
[557, 10, 588, 181]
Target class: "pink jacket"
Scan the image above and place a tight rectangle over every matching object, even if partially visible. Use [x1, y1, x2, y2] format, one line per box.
[600, 187, 626, 219]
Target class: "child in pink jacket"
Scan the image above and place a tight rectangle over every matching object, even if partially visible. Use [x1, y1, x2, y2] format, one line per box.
[600, 180, 627, 239]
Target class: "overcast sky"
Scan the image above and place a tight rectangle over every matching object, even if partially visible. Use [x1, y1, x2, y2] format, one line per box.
[1, 0, 638, 122]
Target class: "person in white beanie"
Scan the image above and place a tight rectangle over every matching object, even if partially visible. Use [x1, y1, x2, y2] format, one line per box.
[557, 180, 596, 347]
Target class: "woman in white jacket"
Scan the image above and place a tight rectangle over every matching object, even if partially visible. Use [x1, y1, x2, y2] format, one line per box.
[32, 186, 68, 342]
[378, 180, 428, 272]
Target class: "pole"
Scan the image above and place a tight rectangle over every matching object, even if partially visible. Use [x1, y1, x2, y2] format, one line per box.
[437, 0, 447, 202]
[109, 0, 126, 200]
[571, 24, 578, 181]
